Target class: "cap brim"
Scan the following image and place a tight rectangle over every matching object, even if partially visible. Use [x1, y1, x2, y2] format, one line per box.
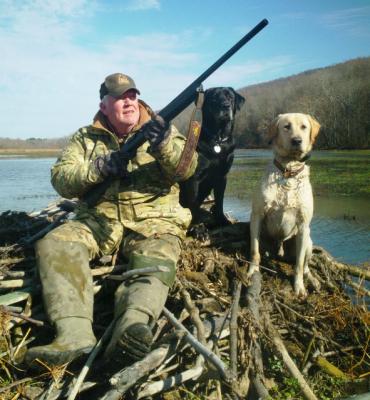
[110, 86, 140, 97]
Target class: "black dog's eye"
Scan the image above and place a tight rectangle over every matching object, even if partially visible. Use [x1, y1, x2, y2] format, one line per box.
[284, 123, 291, 130]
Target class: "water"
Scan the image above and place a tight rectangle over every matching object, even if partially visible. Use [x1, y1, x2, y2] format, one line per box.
[0, 157, 59, 213]
[224, 195, 370, 266]
[0, 154, 369, 265]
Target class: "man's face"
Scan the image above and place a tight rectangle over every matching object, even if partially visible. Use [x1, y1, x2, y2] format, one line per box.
[100, 89, 140, 134]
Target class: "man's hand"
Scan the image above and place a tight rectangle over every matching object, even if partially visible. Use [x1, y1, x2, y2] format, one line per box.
[94, 151, 128, 178]
[142, 115, 170, 148]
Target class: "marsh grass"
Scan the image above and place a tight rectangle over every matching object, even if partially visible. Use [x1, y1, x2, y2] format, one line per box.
[0, 148, 61, 158]
[227, 150, 370, 199]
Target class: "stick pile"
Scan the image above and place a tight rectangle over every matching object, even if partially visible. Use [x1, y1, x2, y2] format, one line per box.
[0, 199, 369, 400]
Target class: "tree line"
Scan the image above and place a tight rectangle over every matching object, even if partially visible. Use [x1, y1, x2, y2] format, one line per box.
[174, 57, 370, 149]
[1, 57, 369, 150]
[0, 137, 68, 150]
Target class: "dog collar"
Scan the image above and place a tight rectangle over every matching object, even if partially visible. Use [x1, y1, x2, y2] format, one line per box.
[273, 159, 305, 178]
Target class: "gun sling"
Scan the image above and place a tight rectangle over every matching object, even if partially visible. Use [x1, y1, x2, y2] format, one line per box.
[174, 87, 205, 179]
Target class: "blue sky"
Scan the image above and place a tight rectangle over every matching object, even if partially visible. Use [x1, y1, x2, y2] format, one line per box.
[1, 0, 369, 139]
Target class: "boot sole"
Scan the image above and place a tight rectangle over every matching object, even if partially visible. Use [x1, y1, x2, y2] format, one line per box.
[25, 345, 95, 368]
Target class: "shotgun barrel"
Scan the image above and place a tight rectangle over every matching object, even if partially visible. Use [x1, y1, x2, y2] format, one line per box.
[83, 19, 269, 206]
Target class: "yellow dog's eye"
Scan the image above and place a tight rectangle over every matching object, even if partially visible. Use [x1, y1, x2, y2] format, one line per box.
[301, 124, 307, 129]
[284, 123, 291, 130]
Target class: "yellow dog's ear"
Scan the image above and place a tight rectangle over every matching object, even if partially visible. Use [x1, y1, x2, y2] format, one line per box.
[266, 115, 281, 145]
[307, 115, 321, 144]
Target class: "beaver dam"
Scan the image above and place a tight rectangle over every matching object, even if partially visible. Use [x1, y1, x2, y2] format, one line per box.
[0, 199, 369, 400]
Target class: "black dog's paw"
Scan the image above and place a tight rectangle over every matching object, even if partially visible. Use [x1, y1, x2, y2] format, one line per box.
[214, 214, 232, 226]
[187, 223, 210, 242]
[210, 206, 232, 227]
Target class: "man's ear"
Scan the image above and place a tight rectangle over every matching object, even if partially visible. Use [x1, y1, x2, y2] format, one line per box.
[99, 101, 107, 115]
[307, 115, 321, 144]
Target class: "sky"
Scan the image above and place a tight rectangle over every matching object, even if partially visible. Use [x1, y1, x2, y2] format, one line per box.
[1, 0, 369, 139]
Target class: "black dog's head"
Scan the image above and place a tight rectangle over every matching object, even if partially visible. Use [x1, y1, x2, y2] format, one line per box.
[200, 87, 245, 147]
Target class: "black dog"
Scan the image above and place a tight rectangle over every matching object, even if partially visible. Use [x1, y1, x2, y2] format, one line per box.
[179, 87, 245, 227]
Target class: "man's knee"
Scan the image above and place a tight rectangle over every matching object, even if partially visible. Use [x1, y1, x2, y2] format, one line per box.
[36, 221, 99, 260]
[130, 234, 182, 287]
[129, 253, 177, 287]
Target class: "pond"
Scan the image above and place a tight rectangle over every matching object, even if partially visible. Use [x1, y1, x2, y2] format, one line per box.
[0, 151, 369, 265]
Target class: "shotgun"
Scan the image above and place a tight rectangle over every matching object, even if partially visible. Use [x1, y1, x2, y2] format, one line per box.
[84, 18, 268, 206]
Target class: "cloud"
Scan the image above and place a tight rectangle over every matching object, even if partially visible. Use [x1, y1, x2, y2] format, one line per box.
[205, 56, 293, 89]
[320, 6, 370, 37]
[0, 1, 297, 138]
[0, 1, 203, 138]
[0, 0, 93, 19]
[125, 0, 160, 11]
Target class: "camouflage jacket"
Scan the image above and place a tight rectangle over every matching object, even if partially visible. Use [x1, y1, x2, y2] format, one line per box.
[51, 101, 197, 255]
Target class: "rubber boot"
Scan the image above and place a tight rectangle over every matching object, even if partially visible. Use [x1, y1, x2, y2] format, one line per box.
[104, 275, 169, 364]
[25, 237, 96, 367]
[25, 317, 96, 366]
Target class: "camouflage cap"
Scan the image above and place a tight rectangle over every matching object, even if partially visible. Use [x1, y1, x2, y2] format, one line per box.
[99, 73, 140, 100]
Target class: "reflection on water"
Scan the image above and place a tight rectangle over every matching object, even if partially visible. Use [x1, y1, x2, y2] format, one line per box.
[0, 154, 369, 265]
[313, 196, 370, 264]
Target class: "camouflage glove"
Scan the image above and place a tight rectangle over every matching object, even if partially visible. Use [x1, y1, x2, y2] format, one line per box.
[142, 115, 170, 148]
[94, 151, 129, 178]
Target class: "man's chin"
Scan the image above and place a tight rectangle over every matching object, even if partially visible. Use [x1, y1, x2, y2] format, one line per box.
[122, 111, 139, 123]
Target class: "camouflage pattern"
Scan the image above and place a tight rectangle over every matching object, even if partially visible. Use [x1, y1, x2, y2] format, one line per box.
[100, 72, 140, 99]
[35, 100, 196, 323]
[51, 100, 197, 257]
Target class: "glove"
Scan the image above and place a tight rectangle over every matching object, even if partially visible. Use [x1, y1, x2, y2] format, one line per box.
[142, 115, 170, 148]
[94, 151, 128, 178]
[117, 323, 153, 361]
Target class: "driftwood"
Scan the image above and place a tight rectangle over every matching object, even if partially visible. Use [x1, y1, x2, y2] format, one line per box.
[137, 361, 204, 398]
[102, 314, 230, 399]
[102, 344, 179, 400]
[67, 321, 115, 400]
[245, 269, 269, 399]
[264, 314, 318, 400]
[107, 265, 170, 281]
[0, 199, 369, 399]
[230, 279, 242, 378]
[162, 307, 232, 381]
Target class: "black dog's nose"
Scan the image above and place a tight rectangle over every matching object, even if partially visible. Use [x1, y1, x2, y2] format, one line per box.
[291, 137, 302, 146]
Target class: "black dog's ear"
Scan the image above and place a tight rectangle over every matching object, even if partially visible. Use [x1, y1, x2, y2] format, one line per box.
[198, 88, 212, 106]
[229, 88, 245, 111]
[235, 92, 246, 111]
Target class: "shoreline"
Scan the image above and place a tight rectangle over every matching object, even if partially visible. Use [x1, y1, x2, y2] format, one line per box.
[1, 148, 369, 154]
[0, 148, 61, 157]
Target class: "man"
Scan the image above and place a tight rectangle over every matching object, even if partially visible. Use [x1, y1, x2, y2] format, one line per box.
[25, 73, 197, 367]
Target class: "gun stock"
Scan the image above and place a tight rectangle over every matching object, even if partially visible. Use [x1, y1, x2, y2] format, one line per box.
[83, 19, 269, 207]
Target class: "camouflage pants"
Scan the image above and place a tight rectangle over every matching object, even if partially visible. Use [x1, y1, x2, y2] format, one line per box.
[36, 220, 182, 322]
